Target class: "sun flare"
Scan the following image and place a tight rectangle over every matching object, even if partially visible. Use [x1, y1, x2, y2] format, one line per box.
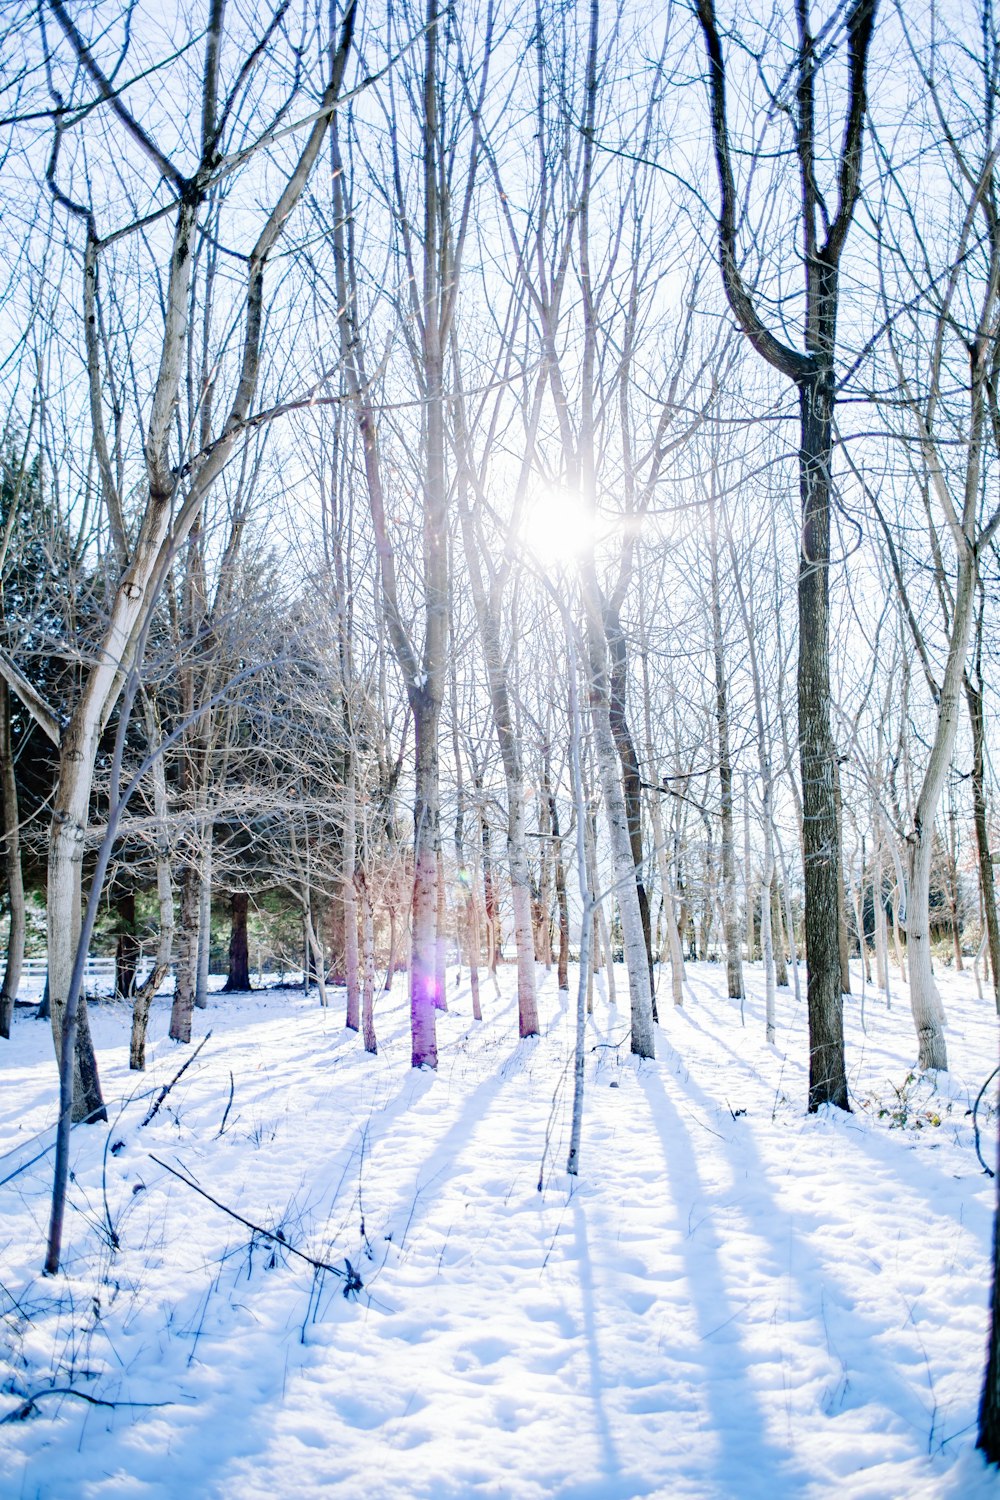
[520, 487, 595, 569]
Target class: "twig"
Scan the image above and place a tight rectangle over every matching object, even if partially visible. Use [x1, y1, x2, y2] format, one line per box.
[148, 1154, 359, 1289]
[217, 1071, 235, 1137]
[0, 1104, 109, 1191]
[2, 1387, 175, 1424]
[973, 1066, 999, 1177]
[140, 1031, 213, 1127]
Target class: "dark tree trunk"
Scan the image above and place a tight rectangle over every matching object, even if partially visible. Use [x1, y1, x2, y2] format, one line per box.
[115, 888, 139, 1000]
[0, 679, 24, 1039]
[696, 0, 875, 1112]
[967, 679, 1000, 1012]
[980, 1130, 1000, 1460]
[798, 372, 849, 1111]
[606, 605, 655, 1003]
[223, 891, 251, 992]
[326, 883, 347, 985]
[833, 752, 851, 994]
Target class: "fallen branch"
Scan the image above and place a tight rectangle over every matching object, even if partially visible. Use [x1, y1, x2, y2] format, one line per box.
[0, 1104, 112, 1191]
[148, 1153, 362, 1292]
[2, 1386, 175, 1424]
[973, 1065, 1000, 1178]
[217, 1070, 235, 1137]
[141, 1031, 212, 1127]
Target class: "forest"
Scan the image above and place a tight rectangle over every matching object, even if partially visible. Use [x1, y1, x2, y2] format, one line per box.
[2, 0, 1000, 1494]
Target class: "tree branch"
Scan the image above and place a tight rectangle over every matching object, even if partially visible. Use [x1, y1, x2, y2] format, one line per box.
[0, 649, 60, 745]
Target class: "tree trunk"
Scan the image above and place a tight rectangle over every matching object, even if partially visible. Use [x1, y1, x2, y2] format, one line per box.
[536, 777, 554, 968]
[195, 819, 213, 1008]
[304, 903, 329, 1008]
[598, 898, 617, 1009]
[130, 724, 175, 1069]
[454, 485, 538, 1036]
[343, 764, 360, 1030]
[410, 706, 440, 1066]
[326, 883, 347, 985]
[115, 888, 138, 1001]
[169, 858, 200, 1043]
[967, 677, 1000, 1012]
[550, 787, 570, 992]
[760, 803, 776, 1044]
[979, 1137, 1000, 1461]
[907, 553, 977, 1070]
[467, 889, 482, 1021]
[873, 832, 890, 999]
[0, 678, 24, 1039]
[224, 892, 251, 992]
[480, 797, 499, 973]
[771, 874, 788, 988]
[434, 847, 448, 1012]
[709, 517, 744, 1000]
[743, 774, 755, 964]
[833, 754, 852, 994]
[798, 374, 849, 1110]
[695, 0, 876, 1111]
[607, 605, 655, 996]
[48, 739, 106, 1123]
[594, 695, 653, 1053]
[641, 664, 681, 1011]
[775, 833, 802, 1008]
[385, 905, 397, 993]
[359, 872, 377, 1054]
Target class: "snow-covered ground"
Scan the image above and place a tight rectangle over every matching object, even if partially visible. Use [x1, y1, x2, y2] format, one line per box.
[1, 958, 999, 1499]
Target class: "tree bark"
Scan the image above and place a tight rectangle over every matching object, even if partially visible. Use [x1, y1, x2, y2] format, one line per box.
[906, 554, 977, 1070]
[771, 875, 788, 988]
[798, 373, 849, 1106]
[696, 0, 876, 1110]
[0, 678, 24, 1039]
[478, 784, 500, 974]
[359, 871, 377, 1053]
[607, 604, 655, 997]
[743, 775, 755, 965]
[130, 707, 174, 1069]
[195, 818, 213, 1008]
[453, 476, 538, 1035]
[434, 847, 448, 1012]
[708, 507, 744, 1000]
[979, 1142, 1000, 1461]
[967, 677, 1000, 1012]
[833, 754, 852, 993]
[224, 891, 250, 992]
[169, 858, 200, 1043]
[343, 759, 360, 1030]
[114, 887, 138, 1001]
[549, 776, 571, 992]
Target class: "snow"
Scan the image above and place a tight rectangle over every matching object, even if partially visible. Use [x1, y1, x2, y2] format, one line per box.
[2, 960, 999, 1499]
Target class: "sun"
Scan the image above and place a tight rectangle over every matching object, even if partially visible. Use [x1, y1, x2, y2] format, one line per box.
[519, 486, 595, 569]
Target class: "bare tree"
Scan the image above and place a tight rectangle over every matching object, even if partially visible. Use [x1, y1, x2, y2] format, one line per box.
[10, 1, 357, 1122]
[696, 0, 878, 1109]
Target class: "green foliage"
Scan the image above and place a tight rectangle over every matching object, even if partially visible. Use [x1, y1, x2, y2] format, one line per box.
[861, 1072, 949, 1131]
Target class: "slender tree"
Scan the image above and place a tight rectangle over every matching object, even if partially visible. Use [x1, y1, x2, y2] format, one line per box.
[696, 0, 878, 1109]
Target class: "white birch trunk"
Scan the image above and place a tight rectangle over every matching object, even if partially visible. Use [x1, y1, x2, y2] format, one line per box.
[343, 765, 360, 1030]
[906, 552, 977, 1070]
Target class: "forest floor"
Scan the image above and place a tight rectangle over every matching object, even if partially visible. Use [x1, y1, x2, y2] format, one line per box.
[1, 956, 999, 1499]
